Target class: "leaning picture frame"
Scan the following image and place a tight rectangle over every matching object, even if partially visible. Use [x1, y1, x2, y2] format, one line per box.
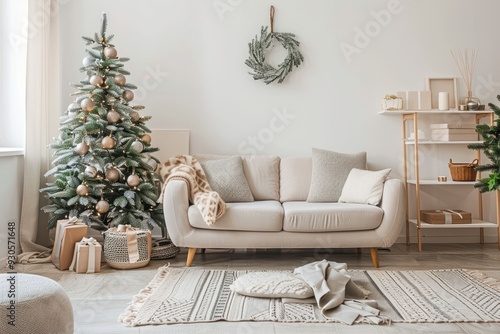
[425, 77, 458, 110]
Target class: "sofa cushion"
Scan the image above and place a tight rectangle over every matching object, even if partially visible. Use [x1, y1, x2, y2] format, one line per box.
[280, 157, 312, 202]
[282, 202, 383, 232]
[199, 156, 254, 202]
[242, 156, 280, 201]
[188, 200, 283, 231]
[194, 154, 280, 201]
[307, 148, 366, 203]
[339, 168, 392, 205]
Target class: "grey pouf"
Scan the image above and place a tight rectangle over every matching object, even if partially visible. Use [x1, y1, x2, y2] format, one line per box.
[0, 273, 74, 334]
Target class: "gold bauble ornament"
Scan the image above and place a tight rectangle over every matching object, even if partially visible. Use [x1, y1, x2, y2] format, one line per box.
[101, 136, 116, 149]
[127, 174, 141, 187]
[122, 90, 134, 102]
[104, 46, 117, 59]
[114, 74, 126, 86]
[106, 110, 120, 123]
[106, 95, 116, 105]
[129, 111, 140, 122]
[141, 134, 151, 144]
[76, 184, 89, 196]
[80, 98, 95, 112]
[84, 166, 97, 178]
[89, 75, 104, 86]
[95, 200, 110, 214]
[105, 168, 120, 182]
[75, 142, 89, 155]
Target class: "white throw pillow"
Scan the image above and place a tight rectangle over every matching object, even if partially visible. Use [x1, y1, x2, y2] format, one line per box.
[339, 168, 392, 205]
[230, 271, 314, 299]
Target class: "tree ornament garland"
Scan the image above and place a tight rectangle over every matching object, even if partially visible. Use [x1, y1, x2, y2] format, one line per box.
[245, 6, 304, 84]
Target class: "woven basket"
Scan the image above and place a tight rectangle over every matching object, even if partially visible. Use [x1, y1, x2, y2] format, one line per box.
[103, 226, 152, 269]
[151, 239, 180, 260]
[448, 159, 478, 181]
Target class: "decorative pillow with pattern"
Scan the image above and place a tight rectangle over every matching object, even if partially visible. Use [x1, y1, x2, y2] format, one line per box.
[200, 156, 254, 202]
[230, 271, 314, 299]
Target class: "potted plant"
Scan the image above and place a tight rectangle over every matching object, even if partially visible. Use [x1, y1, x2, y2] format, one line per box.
[468, 96, 500, 192]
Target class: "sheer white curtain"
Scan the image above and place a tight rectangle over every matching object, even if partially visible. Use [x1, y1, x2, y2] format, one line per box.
[19, 0, 61, 258]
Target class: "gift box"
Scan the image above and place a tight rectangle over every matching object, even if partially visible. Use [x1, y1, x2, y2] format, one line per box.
[69, 237, 102, 273]
[51, 217, 88, 270]
[420, 210, 472, 224]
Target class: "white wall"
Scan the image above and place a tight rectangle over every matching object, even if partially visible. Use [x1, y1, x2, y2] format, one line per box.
[58, 0, 500, 243]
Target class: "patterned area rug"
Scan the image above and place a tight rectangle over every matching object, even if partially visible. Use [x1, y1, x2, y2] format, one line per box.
[119, 267, 500, 326]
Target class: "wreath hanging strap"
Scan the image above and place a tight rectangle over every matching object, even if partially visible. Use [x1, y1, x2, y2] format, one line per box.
[245, 6, 304, 84]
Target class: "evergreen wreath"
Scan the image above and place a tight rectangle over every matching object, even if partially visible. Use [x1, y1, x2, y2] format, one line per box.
[245, 7, 304, 84]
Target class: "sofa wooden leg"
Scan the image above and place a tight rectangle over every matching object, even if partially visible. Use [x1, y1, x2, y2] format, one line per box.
[370, 248, 379, 268]
[186, 248, 197, 267]
[201, 248, 206, 254]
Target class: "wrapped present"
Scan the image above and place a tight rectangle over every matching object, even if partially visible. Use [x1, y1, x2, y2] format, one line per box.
[103, 224, 152, 269]
[51, 217, 88, 270]
[69, 237, 102, 273]
[421, 209, 472, 224]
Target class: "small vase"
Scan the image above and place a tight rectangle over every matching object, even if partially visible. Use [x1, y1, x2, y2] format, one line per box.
[460, 91, 481, 111]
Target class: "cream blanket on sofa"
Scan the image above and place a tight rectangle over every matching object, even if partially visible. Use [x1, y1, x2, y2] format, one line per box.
[159, 155, 225, 225]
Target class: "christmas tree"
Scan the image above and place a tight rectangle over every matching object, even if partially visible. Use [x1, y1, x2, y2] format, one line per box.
[468, 96, 500, 192]
[40, 13, 165, 231]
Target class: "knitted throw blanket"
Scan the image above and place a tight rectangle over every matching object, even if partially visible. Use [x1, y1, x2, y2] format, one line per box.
[159, 155, 225, 225]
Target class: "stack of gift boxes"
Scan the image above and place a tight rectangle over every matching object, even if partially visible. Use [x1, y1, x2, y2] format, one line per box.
[430, 122, 478, 141]
[50, 218, 101, 273]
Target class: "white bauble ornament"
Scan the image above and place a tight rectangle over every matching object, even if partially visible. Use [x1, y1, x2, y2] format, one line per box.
[141, 134, 151, 145]
[80, 98, 95, 112]
[105, 168, 120, 182]
[104, 46, 117, 59]
[122, 90, 134, 102]
[95, 200, 110, 214]
[147, 159, 158, 170]
[75, 142, 89, 155]
[89, 75, 104, 86]
[84, 166, 97, 178]
[129, 111, 140, 122]
[114, 74, 126, 86]
[76, 184, 89, 196]
[101, 136, 116, 149]
[83, 56, 96, 67]
[127, 174, 140, 187]
[131, 141, 144, 153]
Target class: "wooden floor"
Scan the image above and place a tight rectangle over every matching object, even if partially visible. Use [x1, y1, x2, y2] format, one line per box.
[6, 243, 500, 333]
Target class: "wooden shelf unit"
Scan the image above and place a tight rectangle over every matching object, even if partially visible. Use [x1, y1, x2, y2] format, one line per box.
[381, 109, 499, 251]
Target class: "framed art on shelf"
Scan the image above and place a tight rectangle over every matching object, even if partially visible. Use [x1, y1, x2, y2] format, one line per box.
[426, 77, 458, 109]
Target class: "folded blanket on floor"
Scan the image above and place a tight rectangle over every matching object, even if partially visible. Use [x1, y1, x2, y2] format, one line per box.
[158, 155, 225, 225]
[288, 260, 387, 325]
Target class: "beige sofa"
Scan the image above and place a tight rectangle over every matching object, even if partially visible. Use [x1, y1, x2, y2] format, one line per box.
[162, 155, 405, 268]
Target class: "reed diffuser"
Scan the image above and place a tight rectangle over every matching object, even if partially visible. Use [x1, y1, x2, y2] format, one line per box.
[450, 49, 481, 110]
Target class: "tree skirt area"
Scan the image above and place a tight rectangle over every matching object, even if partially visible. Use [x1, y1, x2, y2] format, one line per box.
[119, 266, 500, 326]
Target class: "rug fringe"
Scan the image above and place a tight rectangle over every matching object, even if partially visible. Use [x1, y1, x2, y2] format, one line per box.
[118, 263, 171, 326]
[464, 269, 500, 291]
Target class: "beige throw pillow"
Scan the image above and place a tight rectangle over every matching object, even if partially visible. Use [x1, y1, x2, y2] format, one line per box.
[339, 168, 391, 205]
[307, 148, 366, 202]
[200, 156, 254, 202]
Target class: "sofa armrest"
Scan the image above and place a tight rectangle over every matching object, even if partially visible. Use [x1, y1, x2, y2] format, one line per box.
[162, 179, 194, 247]
[376, 178, 406, 247]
